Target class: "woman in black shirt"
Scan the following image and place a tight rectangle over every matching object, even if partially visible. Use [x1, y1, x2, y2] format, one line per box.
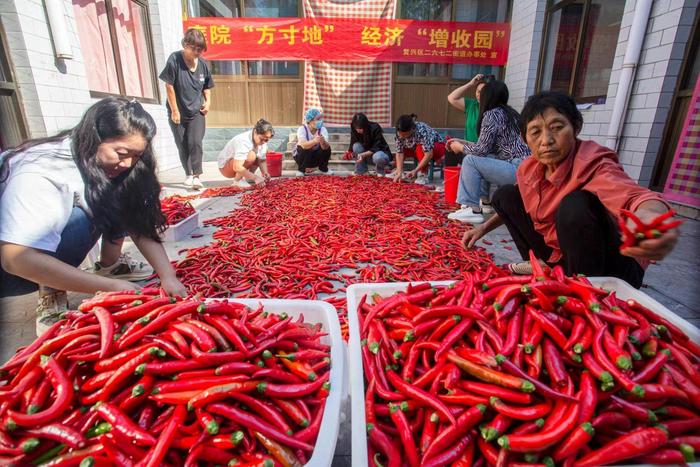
[349, 113, 392, 176]
[159, 28, 214, 190]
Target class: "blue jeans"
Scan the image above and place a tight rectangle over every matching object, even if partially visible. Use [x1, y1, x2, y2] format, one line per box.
[0, 207, 100, 297]
[456, 154, 522, 207]
[353, 142, 390, 174]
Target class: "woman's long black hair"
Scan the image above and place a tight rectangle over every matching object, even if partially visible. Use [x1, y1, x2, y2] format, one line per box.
[476, 80, 521, 136]
[351, 113, 372, 148]
[1, 97, 165, 241]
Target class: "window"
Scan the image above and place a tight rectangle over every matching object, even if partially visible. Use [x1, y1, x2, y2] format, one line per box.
[538, 0, 624, 104]
[186, 0, 300, 77]
[72, 0, 158, 100]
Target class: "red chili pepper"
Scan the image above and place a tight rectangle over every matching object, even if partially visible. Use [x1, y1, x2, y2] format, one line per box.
[7, 357, 73, 427]
[385, 371, 456, 424]
[423, 404, 486, 461]
[95, 401, 156, 445]
[575, 426, 668, 467]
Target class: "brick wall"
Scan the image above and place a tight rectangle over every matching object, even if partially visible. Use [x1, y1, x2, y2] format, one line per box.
[503, 0, 697, 186]
[1, 0, 183, 171]
[503, 0, 546, 111]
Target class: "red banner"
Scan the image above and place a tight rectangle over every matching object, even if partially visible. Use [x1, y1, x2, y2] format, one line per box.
[183, 17, 510, 65]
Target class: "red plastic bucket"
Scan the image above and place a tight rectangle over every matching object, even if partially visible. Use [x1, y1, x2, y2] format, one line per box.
[266, 151, 283, 177]
[444, 166, 460, 205]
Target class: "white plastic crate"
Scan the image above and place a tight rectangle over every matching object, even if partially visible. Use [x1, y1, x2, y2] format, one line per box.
[346, 279, 699, 467]
[212, 298, 344, 467]
[162, 211, 199, 242]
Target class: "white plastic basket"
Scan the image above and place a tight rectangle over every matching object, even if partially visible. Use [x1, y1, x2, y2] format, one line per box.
[346, 279, 699, 467]
[162, 211, 199, 242]
[212, 298, 344, 467]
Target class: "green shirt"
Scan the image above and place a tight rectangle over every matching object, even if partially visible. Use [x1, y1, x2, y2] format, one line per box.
[464, 97, 479, 142]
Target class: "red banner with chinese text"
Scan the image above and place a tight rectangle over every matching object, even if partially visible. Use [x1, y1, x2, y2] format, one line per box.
[183, 17, 510, 65]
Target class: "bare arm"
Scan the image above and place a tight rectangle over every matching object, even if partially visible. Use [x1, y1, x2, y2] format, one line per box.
[298, 135, 322, 150]
[233, 152, 264, 183]
[447, 75, 484, 112]
[0, 242, 138, 293]
[200, 89, 211, 115]
[130, 235, 187, 297]
[392, 152, 405, 182]
[165, 83, 180, 124]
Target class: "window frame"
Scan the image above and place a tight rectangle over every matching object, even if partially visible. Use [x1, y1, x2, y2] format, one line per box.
[86, 0, 161, 104]
[536, 0, 621, 104]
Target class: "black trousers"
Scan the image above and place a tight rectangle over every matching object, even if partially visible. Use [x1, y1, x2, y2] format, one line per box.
[169, 112, 205, 176]
[294, 146, 332, 172]
[491, 185, 644, 288]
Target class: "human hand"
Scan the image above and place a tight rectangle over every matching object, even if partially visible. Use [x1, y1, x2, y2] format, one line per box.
[160, 275, 188, 298]
[104, 279, 142, 293]
[461, 226, 485, 249]
[406, 169, 418, 179]
[620, 209, 680, 261]
[448, 140, 465, 154]
[254, 176, 266, 186]
[171, 111, 181, 125]
[470, 74, 485, 85]
[200, 103, 210, 115]
[393, 171, 402, 183]
[263, 172, 271, 181]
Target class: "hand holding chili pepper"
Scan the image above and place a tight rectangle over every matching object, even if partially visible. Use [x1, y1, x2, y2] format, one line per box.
[619, 205, 680, 260]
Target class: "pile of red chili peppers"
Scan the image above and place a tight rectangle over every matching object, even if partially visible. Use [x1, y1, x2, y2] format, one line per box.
[160, 196, 196, 226]
[173, 176, 494, 338]
[618, 208, 683, 249]
[358, 254, 700, 466]
[0, 289, 331, 466]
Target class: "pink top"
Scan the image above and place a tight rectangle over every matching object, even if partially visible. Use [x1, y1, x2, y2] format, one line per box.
[516, 140, 670, 264]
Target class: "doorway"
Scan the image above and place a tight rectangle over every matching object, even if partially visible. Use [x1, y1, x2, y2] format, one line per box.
[0, 18, 28, 151]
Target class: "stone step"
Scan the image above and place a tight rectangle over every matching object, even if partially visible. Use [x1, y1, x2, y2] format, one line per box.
[282, 159, 357, 171]
[285, 140, 398, 152]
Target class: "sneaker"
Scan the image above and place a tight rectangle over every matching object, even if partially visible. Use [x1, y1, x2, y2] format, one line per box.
[36, 287, 68, 337]
[295, 171, 305, 177]
[447, 206, 485, 224]
[184, 176, 194, 188]
[192, 177, 204, 189]
[235, 179, 252, 189]
[508, 260, 545, 275]
[481, 200, 494, 214]
[320, 169, 334, 175]
[434, 185, 445, 193]
[415, 174, 430, 185]
[93, 253, 153, 281]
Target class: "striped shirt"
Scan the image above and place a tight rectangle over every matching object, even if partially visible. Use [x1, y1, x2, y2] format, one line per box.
[463, 107, 530, 161]
[395, 122, 444, 153]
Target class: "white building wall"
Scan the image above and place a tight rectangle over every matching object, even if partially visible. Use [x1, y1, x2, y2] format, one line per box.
[503, 0, 547, 111]
[1, 0, 183, 171]
[505, 0, 697, 186]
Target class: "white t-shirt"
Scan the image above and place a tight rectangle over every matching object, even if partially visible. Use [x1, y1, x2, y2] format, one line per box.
[0, 137, 88, 252]
[217, 130, 268, 168]
[296, 124, 329, 150]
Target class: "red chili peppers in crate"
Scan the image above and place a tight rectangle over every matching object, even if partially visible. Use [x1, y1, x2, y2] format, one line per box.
[0, 290, 331, 466]
[357, 255, 700, 466]
[160, 195, 196, 225]
[618, 208, 683, 249]
[171, 176, 494, 340]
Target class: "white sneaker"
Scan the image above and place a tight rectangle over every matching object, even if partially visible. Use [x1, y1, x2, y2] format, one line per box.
[184, 176, 194, 188]
[93, 253, 153, 281]
[321, 169, 334, 175]
[447, 206, 485, 224]
[434, 185, 445, 193]
[415, 174, 430, 185]
[192, 177, 203, 189]
[295, 171, 305, 177]
[481, 200, 494, 214]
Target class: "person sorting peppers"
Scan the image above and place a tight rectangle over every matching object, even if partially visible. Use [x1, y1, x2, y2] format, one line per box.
[0, 98, 187, 334]
[462, 91, 679, 288]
